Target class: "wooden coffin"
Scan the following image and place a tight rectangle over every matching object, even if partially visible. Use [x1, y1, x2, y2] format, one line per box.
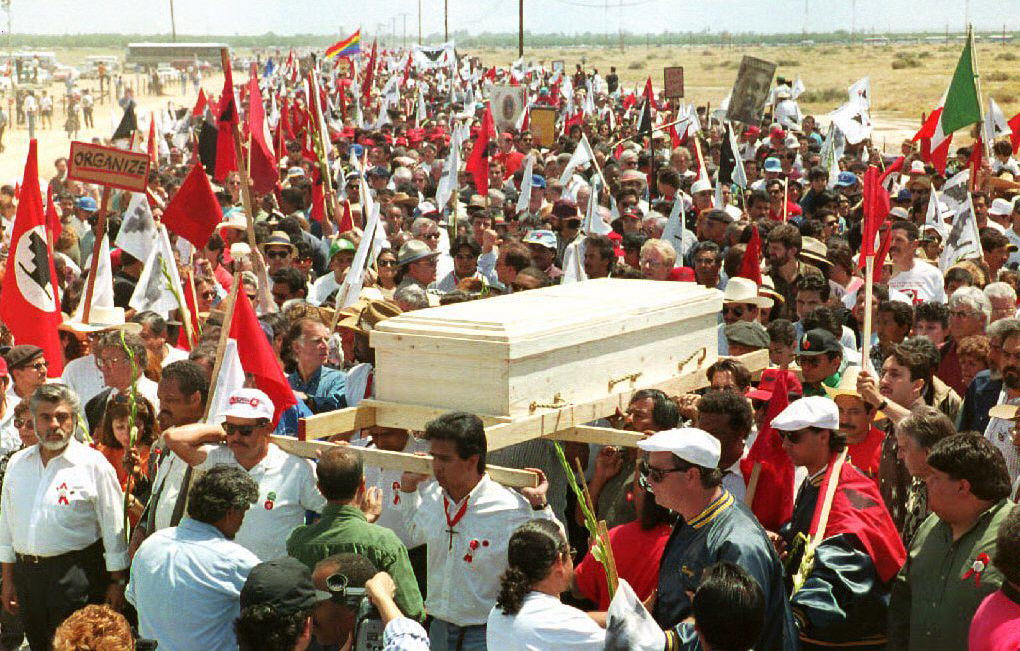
[370, 278, 721, 418]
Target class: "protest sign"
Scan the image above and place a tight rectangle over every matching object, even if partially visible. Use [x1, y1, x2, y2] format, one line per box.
[726, 56, 777, 125]
[663, 66, 685, 99]
[490, 85, 527, 132]
[67, 141, 151, 193]
[530, 106, 558, 147]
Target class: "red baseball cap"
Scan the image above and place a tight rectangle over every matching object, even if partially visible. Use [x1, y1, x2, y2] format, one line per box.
[747, 368, 802, 401]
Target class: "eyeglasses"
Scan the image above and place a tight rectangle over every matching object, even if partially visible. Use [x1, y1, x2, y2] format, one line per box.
[95, 357, 126, 368]
[200, 290, 217, 300]
[223, 423, 261, 437]
[639, 459, 687, 483]
[423, 232, 440, 240]
[723, 305, 745, 318]
[26, 360, 48, 371]
[777, 429, 807, 444]
[266, 250, 291, 259]
[13, 419, 33, 429]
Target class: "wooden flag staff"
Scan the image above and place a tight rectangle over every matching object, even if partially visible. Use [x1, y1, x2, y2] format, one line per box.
[80, 187, 112, 323]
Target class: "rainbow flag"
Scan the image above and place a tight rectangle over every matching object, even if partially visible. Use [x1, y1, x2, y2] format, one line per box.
[325, 29, 361, 59]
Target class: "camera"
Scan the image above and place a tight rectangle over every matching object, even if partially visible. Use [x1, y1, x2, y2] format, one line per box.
[325, 573, 384, 651]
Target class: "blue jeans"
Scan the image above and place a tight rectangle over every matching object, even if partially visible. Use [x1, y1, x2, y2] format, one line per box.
[428, 619, 486, 651]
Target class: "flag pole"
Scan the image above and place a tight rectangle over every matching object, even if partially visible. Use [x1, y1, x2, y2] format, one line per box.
[81, 186, 112, 323]
[202, 273, 241, 422]
[861, 256, 875, 371]
[969, 24, 993, 163]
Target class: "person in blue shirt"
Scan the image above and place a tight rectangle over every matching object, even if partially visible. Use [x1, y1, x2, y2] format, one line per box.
[287, 318, 348, 414]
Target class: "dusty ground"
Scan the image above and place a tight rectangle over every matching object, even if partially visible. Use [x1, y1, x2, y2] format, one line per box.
[5, 41, 1019, 183]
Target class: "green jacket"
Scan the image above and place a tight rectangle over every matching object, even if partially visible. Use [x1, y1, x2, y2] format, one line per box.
[287, 504, 425, 621]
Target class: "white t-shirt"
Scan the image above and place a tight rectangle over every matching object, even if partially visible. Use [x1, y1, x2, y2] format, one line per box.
[486, 591, 605, 651]
[887, 259, 947, 304]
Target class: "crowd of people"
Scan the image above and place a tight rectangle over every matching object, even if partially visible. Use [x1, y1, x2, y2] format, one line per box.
[0, 40, 1019, 651]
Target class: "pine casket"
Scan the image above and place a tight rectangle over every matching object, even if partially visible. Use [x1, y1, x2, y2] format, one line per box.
[370, 278, 722, 418]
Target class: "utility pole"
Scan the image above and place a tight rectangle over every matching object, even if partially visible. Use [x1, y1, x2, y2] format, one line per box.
[169, 0, 177, 42]
[518, 0, 524, 57]
[444, 0, 449, 42]
[850, 0, 856, 42]
[418, 0, 422, 45]
[399, 12, 410, 48]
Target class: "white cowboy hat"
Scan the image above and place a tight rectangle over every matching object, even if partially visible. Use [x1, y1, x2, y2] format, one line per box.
[63, 305, 142, 334]
[723, 277, 774, 309]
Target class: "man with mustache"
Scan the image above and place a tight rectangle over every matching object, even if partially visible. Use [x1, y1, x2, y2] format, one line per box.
[886, 220, 946, 305]
[980, 321, 1020, 485]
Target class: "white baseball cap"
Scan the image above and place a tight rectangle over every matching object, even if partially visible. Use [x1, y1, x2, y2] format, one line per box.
[989, 198, 1014, 217]
[221, 388, 275, 421]
[690, 179, 713, 195]
[637, 428, 721, 468]
[771, 396, 839, 431]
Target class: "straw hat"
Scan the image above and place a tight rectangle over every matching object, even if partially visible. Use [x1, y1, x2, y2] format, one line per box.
[722, 277, 774, 309]
[799, 237, 832, 268]
[63, 305, 142, 335]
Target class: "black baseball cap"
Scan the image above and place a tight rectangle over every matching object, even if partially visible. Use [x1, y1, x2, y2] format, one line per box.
[239, 557, 331, 616]
[797, 329, 841, 357]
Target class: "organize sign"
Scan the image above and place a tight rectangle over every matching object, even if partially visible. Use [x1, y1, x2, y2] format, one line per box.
[68, 141, 152, 193]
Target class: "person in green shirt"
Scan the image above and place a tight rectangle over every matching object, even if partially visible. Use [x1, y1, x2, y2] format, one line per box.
[887, 433, 1015, 650]
[286, 446, 425, 621]
[796, 328, 843, 397]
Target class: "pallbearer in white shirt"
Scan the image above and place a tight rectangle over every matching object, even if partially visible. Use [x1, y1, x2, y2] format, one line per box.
[486, 519, 605, 650]
[163, 387, 326, 560]
[398, 412, 558, 651]
[0, 384, 129, 650]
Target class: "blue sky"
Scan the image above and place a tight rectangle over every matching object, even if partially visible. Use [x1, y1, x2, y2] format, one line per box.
[18, 0, 1020, 37]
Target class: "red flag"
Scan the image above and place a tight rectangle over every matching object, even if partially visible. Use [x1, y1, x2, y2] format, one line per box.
[465, 107, 494, 196]
[1009, 112, 1020, 154]
[338, 199, 353, 233]
[877, 155, 905, 186]
[361, 40, 378, 102]
[643, 77, 657, 110]
[0, 141, 64, 377]
[147, 115, 158, 167]
[860, 166, 889, 260]
[162, 163, 225, 248]
[520, 105, 529, 131]
[310, 171, 326, 223]
[913, 108, 953, 174]
[176, 270, 200, 351]
[811, 457, 906, 583]
[214, 56, 239, 183]
[45, 186, 61, 243]
[229, 292, 296, 427]
[279, 96, 296, 140]
[740, 370, 795, 530]
[969, 137, 984, 190]
[246, 68, 279, 195]
[192, 88, 208, 117]
[401, 51, 413, 85]
[737, 225, 762, 285]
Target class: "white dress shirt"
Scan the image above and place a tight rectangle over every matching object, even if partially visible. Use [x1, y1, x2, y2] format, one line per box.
[0, 438, 128, 570]
[147, 440, 190, 532]
[127, 518, 260, 651]
[485, 591, 606, 651]
[61, 354, 107, 411]
[161, 345, 189, 367]
[362, 435, 431, 547]
[984, 391, 1020, 484]
[397, 473, 559, 626]
[196, 443, 326, 560]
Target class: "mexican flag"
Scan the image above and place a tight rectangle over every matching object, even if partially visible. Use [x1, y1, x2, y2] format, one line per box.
[940, 31, 982, 136]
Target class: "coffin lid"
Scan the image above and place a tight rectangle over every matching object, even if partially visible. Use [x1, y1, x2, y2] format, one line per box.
[373, 278, 721, 346]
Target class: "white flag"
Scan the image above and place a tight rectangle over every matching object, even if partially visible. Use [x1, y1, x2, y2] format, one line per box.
[516, 155, 534, 215]
[72, 236, 114, 322]
[559, 134, 596, 186]
[791, 77, 806, 100]
[828, 99, 872, 145]
[923, 187, 950, 242]
[204, 339, 246, 426]
[115, 192, 159, 262]
[435, 128, 463, 212]
[129, 225, 186, 318]
[560, 238, 587, 284]
[661, 193, 689, 265]
[940, 169, 971, 212]
[848, 77, 871, 110]
[582, 178, 612, 236]
[939, 195, 984, 272]
[336, 203, 382, 309]
[986, 96, 1011, 143]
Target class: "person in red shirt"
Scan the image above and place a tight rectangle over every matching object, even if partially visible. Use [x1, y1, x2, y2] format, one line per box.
[969, 506, 1020, 651]
[493, 132, 524, 180]
[828, 368, 884, 482]
[571, 466, 672, 610]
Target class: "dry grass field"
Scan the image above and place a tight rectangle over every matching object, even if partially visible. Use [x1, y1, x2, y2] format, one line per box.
[5, 41, 1020, 183]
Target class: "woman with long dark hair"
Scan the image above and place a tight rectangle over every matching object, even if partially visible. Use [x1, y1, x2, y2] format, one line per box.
[486, 520, 605, 650]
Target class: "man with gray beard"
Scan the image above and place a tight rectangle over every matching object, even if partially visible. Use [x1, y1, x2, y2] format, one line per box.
[981, 320, 1020, 485]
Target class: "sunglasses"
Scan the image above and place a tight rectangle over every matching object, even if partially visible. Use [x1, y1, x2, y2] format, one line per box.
[723, 305, 745, 318]
[639, 459, 687, 483]
[423, 232, 440, 239]
[26, 360, 48, 371]
[266, 250, 291, 259]
[777, 429, 807, 444]
[223, 423, 260, 437]
[200, 290, 217, 300]
[377, 259, 397, 267]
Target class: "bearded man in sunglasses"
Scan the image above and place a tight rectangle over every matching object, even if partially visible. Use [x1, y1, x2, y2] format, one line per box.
[164, 387, 326, 561]
[636, 428, 798, 651]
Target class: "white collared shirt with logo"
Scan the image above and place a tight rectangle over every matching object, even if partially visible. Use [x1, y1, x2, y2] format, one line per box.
[196, 443, 326, 560]
[0, 438, 129, 570]
[396, 473, 559, 627]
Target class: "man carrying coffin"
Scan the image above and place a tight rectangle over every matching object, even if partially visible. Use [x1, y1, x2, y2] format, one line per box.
[772, 397, 906, 650]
